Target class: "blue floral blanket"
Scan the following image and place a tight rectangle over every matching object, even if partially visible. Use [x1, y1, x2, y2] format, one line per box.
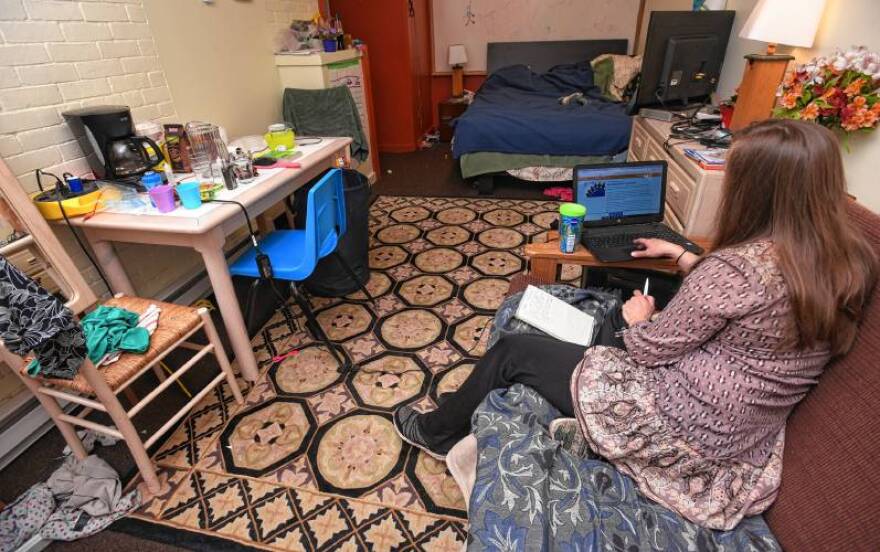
[467, 385, 781, 551]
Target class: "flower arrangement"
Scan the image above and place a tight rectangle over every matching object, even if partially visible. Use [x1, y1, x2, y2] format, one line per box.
[774, 46, 880, 133]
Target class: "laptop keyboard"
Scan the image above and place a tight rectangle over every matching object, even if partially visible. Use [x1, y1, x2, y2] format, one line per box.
[584, 227, 701, 252]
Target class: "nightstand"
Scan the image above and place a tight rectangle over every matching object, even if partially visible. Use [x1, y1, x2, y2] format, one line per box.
[438, 98, 469, 142]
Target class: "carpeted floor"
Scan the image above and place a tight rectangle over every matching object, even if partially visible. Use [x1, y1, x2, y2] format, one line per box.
[114, 195, 579, 551]
[375, 144, 551, 199]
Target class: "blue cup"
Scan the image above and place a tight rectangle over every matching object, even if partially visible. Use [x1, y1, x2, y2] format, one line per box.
[141, 171, 163, 207]
[176, 181, 202, 209]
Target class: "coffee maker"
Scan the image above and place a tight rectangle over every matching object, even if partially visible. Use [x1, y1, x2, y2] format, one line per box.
[63, 106, 164, 185]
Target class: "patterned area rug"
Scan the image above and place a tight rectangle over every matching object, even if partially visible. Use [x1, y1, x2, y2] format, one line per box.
[125, 196, 577, 551]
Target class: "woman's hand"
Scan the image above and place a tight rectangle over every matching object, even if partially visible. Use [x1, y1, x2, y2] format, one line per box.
[631, 238, 684, 259]
[622, 290, 656, 326]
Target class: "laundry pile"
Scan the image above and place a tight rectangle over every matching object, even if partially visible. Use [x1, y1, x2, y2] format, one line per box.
[0, 455, 139, 551]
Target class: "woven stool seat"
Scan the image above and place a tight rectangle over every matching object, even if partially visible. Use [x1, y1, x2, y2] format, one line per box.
[40, 296, 201, 395]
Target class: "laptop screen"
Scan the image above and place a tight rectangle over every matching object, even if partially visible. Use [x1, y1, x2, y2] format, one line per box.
[574, 163, 665, 223]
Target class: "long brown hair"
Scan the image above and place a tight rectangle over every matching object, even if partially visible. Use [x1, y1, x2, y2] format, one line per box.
[714, 119, 877, 355]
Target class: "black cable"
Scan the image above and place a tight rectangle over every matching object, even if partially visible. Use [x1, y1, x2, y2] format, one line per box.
[36, 169, 113, 294]
[208, 198, 299, 332]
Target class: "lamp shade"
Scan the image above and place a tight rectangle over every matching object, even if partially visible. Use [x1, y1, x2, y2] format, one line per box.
[448, 44, 468, 67]
[739, 0, 826, 48]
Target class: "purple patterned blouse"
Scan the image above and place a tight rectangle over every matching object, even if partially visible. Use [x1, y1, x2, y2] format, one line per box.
[623, 241, 830, 465]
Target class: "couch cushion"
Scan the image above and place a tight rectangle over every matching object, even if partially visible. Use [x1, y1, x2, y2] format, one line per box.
[764, 201, 880, 551]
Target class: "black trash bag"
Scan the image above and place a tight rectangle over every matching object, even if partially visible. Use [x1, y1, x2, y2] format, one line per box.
[294, 169, 371, 297]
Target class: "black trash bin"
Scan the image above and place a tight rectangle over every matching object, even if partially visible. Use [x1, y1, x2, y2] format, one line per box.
[294, 169, 371, 296]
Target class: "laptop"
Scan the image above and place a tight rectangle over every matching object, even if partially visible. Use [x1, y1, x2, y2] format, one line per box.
[573, 161, 704, 262]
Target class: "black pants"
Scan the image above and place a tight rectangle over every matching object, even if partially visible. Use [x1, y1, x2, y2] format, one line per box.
[420, 334, 587, 451]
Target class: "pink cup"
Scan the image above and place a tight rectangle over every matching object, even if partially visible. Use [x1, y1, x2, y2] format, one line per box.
[148, 184, 177, 213]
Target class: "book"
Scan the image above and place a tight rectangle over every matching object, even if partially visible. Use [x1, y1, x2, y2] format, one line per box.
[514, 285, 596, 346]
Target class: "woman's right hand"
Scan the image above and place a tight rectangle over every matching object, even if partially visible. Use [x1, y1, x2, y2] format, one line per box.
[631, 238, 683, 259]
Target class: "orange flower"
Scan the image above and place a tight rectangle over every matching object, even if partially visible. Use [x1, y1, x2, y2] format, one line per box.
[845, 78, 866, 97]
[852, 95, 867, 108]
[782, 72, 797, 87]
[781, 93, 799, 109]
[872, 102, 880, 114]
[792, 84, 804, 97]
[801, 102, 820, 120]
[862, 110, 879, 128]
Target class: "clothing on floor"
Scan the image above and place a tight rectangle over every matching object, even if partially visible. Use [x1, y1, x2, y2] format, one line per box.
[452, 384, 781, 551]
[0, 255, 86, 380]
[419, 334, 586, 453]
[282, 86, 369, 162]
[81, 305, 151, 366]
[61, 429, 120, 457]
[0, 455, 139, 551]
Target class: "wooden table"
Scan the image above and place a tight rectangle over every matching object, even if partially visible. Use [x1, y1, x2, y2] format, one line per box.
[66, 138, 352, 382]
[524, 231, 713, 281]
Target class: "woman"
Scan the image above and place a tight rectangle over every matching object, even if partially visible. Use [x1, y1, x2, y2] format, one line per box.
[393, 119, 877, 529]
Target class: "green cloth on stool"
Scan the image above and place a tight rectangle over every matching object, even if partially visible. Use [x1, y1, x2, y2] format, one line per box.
[80, 306, 150, 364]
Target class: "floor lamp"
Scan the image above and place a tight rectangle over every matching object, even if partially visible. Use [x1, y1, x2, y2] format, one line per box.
[730, 0, 827, 131]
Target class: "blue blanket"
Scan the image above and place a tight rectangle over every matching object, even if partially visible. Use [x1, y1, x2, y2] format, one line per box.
[467, 385, 781, 551]
[452, 63, 633, 159]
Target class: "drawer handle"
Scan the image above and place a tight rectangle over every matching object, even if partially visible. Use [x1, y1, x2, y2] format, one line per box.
[668, 180, 681, 194]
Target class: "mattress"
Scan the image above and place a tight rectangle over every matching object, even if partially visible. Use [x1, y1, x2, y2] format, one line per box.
[452, 63, 633, 162]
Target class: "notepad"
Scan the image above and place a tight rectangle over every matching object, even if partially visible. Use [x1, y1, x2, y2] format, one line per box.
[514, 285, 596, 346]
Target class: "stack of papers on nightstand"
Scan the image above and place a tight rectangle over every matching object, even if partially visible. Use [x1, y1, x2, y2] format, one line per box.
[684, 148, 727, 171]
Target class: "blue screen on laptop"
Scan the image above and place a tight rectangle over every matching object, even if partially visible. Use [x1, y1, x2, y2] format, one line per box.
[575, 164, 664, 222]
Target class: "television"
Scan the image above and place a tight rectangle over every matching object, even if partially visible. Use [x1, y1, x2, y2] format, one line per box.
[630, 10, 735, 111]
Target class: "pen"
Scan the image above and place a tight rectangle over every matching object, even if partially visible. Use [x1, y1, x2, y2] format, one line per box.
[643, 278, 650, 296]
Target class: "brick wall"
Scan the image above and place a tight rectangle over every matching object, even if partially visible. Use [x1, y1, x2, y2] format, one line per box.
[0, 0, 178, 193]
[0, 0, 178, 295]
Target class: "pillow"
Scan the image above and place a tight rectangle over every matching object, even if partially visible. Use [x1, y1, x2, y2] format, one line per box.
[591, 54, 643, 101]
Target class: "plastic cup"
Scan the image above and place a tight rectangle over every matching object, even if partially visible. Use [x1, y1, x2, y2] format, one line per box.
[149, 184, 177, 213]
[559, 203, 586, 254]
[176, 181, 202, 209]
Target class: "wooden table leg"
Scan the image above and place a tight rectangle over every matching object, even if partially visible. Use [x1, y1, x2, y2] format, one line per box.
[194, 231, 260, 382]
[529, 257, 558, 283]
[84, 231, 136, 296]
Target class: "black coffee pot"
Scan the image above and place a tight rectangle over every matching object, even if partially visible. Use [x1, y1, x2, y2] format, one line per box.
[63, 106, 164, 181]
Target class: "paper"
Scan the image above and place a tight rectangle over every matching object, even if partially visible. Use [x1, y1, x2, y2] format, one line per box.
[515, 285, 595, 346]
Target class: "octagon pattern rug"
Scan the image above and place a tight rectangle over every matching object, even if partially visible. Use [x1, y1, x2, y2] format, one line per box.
[124, 196, 577, 551]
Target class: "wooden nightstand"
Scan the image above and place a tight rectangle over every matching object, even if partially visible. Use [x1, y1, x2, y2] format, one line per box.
[629, 116, 725, 237]
[438, 98, 469, 142]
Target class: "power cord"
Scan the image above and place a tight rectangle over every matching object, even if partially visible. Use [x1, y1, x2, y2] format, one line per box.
[35, 169, 113, 294]
[208, 198, 299, 333]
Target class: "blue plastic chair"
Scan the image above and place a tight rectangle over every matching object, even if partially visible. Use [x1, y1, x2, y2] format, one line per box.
[229, 169, 371, 369]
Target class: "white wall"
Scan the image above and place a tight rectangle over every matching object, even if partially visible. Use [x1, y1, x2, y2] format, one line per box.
[144, 0, 318, 139]
[717, 0, 880, 212]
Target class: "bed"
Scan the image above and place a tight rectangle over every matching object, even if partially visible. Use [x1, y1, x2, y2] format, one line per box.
[452, 39, 634, 193]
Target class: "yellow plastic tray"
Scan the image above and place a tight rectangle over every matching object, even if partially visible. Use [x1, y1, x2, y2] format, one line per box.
[32, 188, 104, 220]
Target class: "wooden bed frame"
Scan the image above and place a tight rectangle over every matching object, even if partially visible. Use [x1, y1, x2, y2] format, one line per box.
[470, 39, 629, 194]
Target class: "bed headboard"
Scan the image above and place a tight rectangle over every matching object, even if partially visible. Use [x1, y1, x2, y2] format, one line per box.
[486, 39, 628, 75]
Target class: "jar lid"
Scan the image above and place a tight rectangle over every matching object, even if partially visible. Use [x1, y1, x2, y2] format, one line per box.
[559, 203, 586, 218]
[268, 123, 288, 132]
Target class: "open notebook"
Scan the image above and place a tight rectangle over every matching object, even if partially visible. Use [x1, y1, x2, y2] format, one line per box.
[514, 285, 596, 346]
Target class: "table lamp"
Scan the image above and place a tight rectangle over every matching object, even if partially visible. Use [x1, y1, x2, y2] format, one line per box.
[448, 44, 468, 98]
[729, 0, 827, 130]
